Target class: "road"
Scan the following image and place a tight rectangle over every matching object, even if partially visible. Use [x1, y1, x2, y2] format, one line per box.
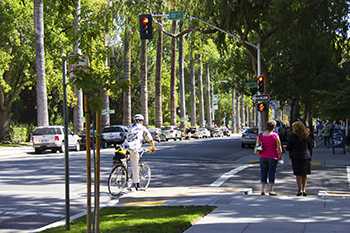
[0, 136, 249, 232]
[0, 136, 349, 232]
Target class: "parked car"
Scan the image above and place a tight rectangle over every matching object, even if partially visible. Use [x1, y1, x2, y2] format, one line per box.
[160, 126, 182, 141]
[79, 129, 106, 150]
[32, 126, 80, 154]
[241, 127, 258, 148]
[101, 125, 128, 147]
[198, 127, 211, 138]
[149, 128, 161, 143]
[210, 127, 224, 137]
[184, 127, 197, 139]
[191, 128, 203, 139]
[222, 127, 231, 136]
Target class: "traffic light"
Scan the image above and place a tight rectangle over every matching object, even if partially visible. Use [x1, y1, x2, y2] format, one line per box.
[257, 102, 267, 112]
[257, 75, 265, 93]
[139, 14, 153, 40]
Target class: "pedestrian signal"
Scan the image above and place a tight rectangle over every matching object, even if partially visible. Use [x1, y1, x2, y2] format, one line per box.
[257, 102, 267, 112]
[139, 14, 153, 40]
[257, 75, 265, 93]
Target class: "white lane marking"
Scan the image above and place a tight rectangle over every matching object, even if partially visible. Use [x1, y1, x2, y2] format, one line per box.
[210, 164, 257, 187]
[347, 166, 350, 187]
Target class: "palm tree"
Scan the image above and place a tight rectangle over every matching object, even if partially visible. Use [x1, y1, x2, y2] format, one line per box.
[34, 0, 49, 126]
[189, 44, 196, 127]
[197, 54, 205, 127]
[140, 39, 148, 126]
[204, 62, 212, 128]
[123, 26, 132, 126]
[178, 21, 186, 128]
[155, 20, 163, 128]
[73, 0, 83, 133]
[170, 20, 177, 126]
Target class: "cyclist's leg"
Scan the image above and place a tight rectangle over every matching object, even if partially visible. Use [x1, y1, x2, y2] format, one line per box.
[129, 150, 140, 185]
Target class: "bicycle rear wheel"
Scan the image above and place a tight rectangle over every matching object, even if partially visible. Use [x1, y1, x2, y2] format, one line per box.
[108, 165, 128, 197]
[139, 162, 151, 189]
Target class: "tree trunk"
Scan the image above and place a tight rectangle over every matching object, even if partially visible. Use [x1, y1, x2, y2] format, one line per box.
[197, 54, 205, 127]
[155, 19, 163, 128]
[123, 27, 132, 126]
[231, 88, 236, 132]
[204, 63, 212, 128]
[240, 93, 245, 127]
[34, 0, 49, 126]
[0, 101, 11, 142]
[290, 98, 300, 124]
[170, 21, 177, 126]
[140, 39, 148, 126]
[178, 22, 186, 128]
[102, 91, 110, 127]
[235, 92, 241, 132]
[189, 45, 196, 127]
[72, 0, 83, 134]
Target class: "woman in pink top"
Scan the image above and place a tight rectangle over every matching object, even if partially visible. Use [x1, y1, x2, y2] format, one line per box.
[256, 120, 283, 195]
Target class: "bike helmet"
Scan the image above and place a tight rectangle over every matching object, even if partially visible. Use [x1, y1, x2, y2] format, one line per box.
[133, 114, 144, 122]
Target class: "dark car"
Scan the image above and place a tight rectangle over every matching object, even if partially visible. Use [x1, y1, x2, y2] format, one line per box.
[79, 129, 107, 150]
[241, 127, 258, 148]
[101, 125, 128, 147]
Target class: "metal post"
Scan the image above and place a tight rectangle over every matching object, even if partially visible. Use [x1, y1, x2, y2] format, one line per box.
[63, 58, 70, 230]
[257, 42, 263, 133]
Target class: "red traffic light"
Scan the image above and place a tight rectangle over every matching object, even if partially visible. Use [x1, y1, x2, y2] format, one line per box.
[139, 14, 153, 40]
[257, 75, 265, 93]
[141, 16, 149, 26]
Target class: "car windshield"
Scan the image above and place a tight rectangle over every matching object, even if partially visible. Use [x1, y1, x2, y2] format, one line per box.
[161, 127, 172, 130]
[103, 127, 123, 133]
[244, 128, 258, 134]
[33, 128, 62, 135]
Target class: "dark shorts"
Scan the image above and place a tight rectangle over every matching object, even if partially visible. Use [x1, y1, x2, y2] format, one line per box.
[291, 158, 311, 176]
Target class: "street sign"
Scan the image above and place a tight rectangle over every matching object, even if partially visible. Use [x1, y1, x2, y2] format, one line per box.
[101, 109, 115, 116]
[246, 81, 256, 88]
[252, 94, 270, 102]
[212, 95, 219, 104]
[167, 11, 184, 20]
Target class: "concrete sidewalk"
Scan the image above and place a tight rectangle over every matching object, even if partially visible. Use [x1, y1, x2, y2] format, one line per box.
[117, 146, 350, 233]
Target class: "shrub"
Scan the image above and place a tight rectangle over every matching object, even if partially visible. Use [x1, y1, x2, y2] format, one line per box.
[10, 124, 33, 143]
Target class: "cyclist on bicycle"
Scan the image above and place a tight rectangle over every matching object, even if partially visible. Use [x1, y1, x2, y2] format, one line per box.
[122, 114, 156, 190]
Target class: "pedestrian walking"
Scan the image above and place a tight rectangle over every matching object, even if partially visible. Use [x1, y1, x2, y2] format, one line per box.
[255, 120, 283, 196]
[286, 121, 313, 196]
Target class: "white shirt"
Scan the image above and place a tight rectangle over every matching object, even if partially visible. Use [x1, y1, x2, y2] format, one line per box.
[123, 123, 152, 151]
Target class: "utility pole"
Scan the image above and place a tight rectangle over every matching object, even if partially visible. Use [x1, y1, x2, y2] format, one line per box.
[257, 42, 263, 133]
[62, 57, 70, 230]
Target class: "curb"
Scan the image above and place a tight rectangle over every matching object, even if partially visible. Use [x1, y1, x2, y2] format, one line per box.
[31, 199, 119, 233]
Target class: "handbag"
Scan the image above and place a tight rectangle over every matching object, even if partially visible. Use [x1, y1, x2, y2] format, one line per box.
[254, 134, 263, 154]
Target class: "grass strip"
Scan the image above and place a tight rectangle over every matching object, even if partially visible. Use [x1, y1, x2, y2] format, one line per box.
[42, 206, 214, 233]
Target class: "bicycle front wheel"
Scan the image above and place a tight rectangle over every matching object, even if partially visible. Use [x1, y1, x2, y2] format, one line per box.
[108, 165, 128, 197]
[139, 162, 151, 189]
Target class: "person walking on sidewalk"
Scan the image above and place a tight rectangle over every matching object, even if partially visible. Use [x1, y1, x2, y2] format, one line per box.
[255, 120, 283, 196]
[286, 121, 313, 196]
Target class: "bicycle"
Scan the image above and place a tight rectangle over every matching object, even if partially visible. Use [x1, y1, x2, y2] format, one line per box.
[107, 148, 151, 197]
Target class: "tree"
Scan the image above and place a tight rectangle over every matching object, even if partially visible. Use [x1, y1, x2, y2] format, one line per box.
[34, 0, 49, 126]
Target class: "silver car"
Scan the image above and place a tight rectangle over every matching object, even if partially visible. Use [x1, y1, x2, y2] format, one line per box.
[198, 127, 211, 138]
[101, 125, 128, 146]
[241, 128, 258, 148]
[160, 126, 182, 141]
[32, 126, 81, 153]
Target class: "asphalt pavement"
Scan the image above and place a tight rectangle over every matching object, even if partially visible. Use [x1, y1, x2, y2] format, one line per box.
[0, 136, 247, 232]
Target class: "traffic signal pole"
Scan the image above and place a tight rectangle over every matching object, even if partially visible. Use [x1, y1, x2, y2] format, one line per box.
[257, 42, 263, 133]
